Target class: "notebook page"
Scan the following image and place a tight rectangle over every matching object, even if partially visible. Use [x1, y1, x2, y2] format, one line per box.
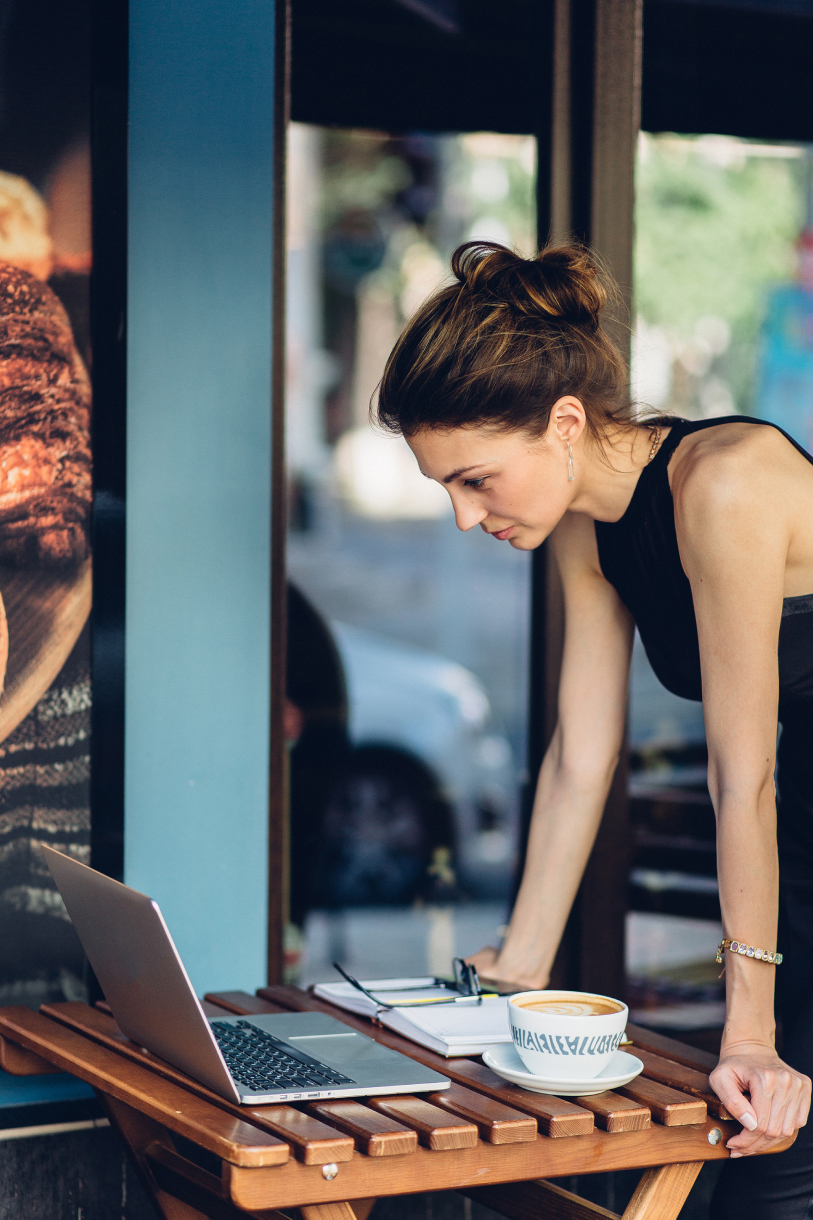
[390, 995, 510, 1042]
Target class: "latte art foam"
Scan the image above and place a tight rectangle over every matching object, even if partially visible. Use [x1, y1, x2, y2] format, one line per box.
[512, 996, 622, 1017]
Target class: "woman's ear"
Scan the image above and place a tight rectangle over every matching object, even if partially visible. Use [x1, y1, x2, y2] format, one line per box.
[550, 397, 587, 446]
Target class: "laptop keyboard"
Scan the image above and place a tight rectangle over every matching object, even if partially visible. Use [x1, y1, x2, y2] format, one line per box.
[212, 1019, 357, 1093]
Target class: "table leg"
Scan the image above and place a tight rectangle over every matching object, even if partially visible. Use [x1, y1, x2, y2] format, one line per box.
[349, 1200, 377, 1220]
[302, 1203, 376, 1220]
[621, 1163, 704, 1220]
[102, 1093, 215, 1220]
[101, 1093, 290, 1220]
[461, 1161, 705, 1220]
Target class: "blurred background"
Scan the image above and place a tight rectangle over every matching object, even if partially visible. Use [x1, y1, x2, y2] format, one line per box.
[284, 120, 813, 1048]
[285, 127, 535, 981]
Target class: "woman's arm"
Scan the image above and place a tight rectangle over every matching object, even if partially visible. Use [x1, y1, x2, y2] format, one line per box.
[674, 432, 811, 1155]
[469, 512, 633, 988]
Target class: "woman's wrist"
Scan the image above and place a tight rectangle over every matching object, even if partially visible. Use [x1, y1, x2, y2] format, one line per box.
[719, 1038, 778, 1057]
[721, 952, 777, 1049]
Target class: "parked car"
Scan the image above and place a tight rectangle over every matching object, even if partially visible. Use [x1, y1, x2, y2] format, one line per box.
[287, 585, 518, 920]
[332, 621, 518, 898]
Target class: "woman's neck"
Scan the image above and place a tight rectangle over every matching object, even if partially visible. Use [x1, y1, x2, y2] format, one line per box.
[570, 423, 668, 523]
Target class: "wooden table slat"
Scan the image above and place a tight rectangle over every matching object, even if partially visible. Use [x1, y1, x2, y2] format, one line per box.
[205, 990, 290, 1016]
[43, 1000, 244, 1102]
[0, 1007, 289, 1167]
[440, 1059, 595, 1138]
[619, 1077, 707, 1126]
[570, 1090, 651, 1133]
[367, 1096, 479, 1150]
[98, 995, 232, 1020]
[626, 1022, 718, 1074]
[247, 1105, 355, 1165]
[307, 1100, 418, 1157]
[0, 1034, 61, 1076]
[635, 1046, 731, 1120]
[427, 1083, 537, 1144]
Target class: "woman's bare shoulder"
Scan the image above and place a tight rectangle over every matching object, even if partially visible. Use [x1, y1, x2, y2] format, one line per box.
[670, 421, 811, 517]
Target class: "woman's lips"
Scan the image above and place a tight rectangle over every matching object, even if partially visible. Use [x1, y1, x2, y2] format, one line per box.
[490, 526, 514, 540]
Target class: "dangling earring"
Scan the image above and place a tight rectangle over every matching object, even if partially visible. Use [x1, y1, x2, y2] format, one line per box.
[567, 442, 575, 482]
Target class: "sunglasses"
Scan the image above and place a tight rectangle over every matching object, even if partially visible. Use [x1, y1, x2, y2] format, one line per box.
[332, 957, 491, 1010]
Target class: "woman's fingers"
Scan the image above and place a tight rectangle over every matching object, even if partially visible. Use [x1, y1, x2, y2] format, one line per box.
[465, 946, 499, 971]
[796, 1075, 812, 1131]
[464, 947, 502, 983]
[782, 1072, 810, 1138]
[712, 1055, 811, 1156]
[709, 1063, 758, 1132]
[735, 1071, 788, 1153]
[463, 947, 541, 993]
[759, 1066, 809, 1142]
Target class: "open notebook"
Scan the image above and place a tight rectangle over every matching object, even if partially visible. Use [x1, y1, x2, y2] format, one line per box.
[313, 977, 512, 1057]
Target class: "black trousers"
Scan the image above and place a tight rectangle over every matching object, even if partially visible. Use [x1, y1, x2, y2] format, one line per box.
[712, 724, 813, 1219]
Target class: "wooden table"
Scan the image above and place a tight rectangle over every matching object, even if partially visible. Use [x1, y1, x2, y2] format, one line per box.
[0, 985, 793, 1220]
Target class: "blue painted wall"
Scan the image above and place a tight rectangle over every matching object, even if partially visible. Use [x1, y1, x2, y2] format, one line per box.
[125, 0, 274, 994]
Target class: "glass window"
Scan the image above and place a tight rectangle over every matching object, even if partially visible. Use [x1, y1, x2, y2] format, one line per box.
[285, 125, 536, 987]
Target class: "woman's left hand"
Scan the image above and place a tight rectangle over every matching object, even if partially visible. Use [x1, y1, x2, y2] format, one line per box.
[710, 1041, 811, 1157]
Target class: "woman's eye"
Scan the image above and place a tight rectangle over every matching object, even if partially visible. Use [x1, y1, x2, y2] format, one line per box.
[464, 477, 488, 489]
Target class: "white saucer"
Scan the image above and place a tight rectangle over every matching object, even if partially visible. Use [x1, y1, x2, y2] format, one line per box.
[482, 1044, 644, 1096]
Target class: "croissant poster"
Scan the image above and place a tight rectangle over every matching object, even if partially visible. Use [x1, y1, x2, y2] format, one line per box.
[0, 0, 93, 1006]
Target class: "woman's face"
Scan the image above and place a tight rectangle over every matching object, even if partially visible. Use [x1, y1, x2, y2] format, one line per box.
[407, 418, 577, 550]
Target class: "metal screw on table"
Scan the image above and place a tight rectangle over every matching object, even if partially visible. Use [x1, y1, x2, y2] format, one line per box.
[708, 1128, 722, 1145]
[322, 1163, 339, 1180]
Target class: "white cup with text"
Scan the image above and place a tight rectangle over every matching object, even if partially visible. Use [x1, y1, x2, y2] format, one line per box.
[508, 989, 629, 1081]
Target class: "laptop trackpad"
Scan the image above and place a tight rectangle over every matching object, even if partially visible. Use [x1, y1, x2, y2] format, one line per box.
[287, 1033, 398, 1065]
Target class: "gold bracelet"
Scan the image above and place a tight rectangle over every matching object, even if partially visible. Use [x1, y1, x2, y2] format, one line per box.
[716, 939, 783, 965]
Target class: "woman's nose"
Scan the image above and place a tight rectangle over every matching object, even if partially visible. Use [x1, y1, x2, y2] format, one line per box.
[452, 496, 488, 532]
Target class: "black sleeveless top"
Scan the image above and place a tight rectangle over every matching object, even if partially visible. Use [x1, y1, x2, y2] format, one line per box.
[594, 416, 813, 729]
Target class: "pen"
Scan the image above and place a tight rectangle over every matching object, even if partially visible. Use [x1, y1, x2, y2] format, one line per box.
[365, 980, 458, 993]
[389, 993, 500, 1006]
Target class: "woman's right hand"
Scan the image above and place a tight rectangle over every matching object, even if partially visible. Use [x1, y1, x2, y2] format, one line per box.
[465, 946, 500, 980]
[465, 946, 549, 993]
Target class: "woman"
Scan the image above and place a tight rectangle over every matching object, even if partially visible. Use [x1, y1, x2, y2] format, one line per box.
[377, 241, 813, 1218]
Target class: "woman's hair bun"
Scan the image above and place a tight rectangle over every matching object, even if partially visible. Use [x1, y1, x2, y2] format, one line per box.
[450, 240, 607, 328]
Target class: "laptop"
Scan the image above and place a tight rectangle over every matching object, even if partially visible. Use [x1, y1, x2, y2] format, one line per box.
[42, 846, 450, 1104]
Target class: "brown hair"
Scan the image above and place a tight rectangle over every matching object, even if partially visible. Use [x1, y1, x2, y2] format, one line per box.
[376, 241, 632, 443]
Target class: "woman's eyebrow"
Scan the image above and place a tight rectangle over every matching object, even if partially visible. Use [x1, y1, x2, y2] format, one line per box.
[442, 463, 489, 484]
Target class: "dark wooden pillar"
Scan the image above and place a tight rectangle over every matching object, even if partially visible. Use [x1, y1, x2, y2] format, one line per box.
[268, 0, 292, 985]
[528, 0, 641, 999]
[90, 0, 128, 883]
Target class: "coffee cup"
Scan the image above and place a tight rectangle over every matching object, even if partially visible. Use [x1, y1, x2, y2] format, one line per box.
[508, 990, 628, 1081]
